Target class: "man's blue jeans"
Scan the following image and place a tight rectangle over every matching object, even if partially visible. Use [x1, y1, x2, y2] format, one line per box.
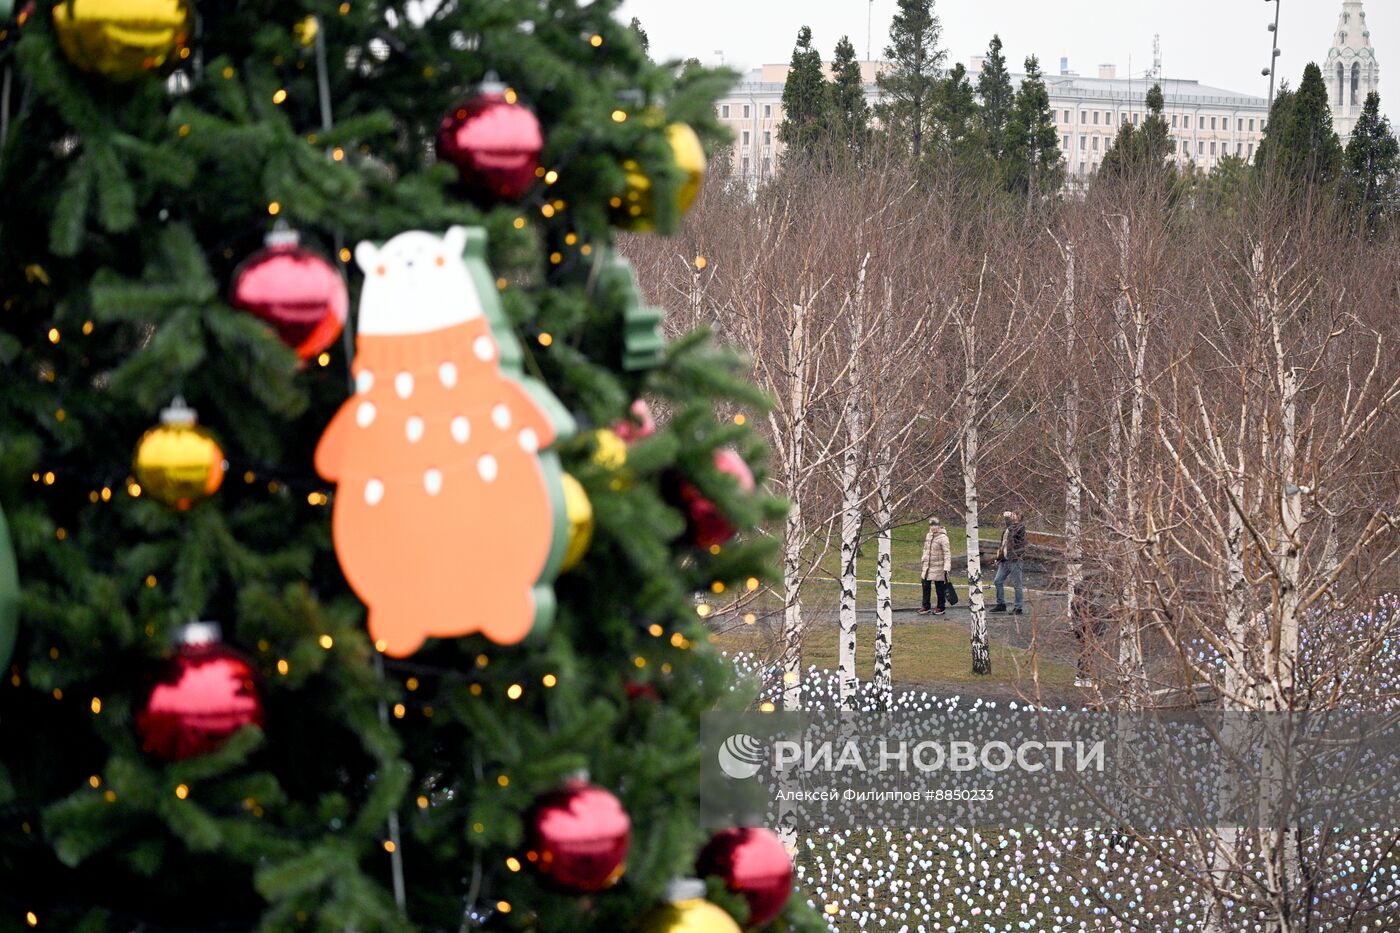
[994, 559, 1023, 610]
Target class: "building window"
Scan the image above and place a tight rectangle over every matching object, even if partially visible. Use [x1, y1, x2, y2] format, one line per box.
[1081, 110, 1088, 123]
[763, 130, 771, 146]
[1064, 110, 1071, 123]
[1249, 118, 1255, 131]
[1248, 142, 1255, 157]
[1183, 141, 1189, 154]
[742, 104, 750, 118]
[1093, 111, 1099, 125]
[1352, 62, 1361, 106]
[1210, 141, 1216, 154]
[741, 130, 749, 145]
[1092, 136, 1099, 151]
[1062, 135, 1069, 150]
[1080, 135, 1087, 150]
[763, 104, 771, 117]
[1198, 141, 1205, 155]
[1209, 117, 1216, 130]
[1237, 118, 1243, 131]
[1199, 116, 1205, 129]
[1121, 112, 1128, 124]
[1236, 142, 1242, 155]
[721, 105, 730, 118]
[1172, 115, 1178, 128]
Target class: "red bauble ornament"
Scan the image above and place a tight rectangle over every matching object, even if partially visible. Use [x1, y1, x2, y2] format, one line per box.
[525, 777, 631, 893]
[231, 227, 348, 363]
[696, 827, 793, 928]
[435, 79, 543, 204]
[136, 623, 265, 761]
[624, 680, 659, 702]
[612, 399, 657, 444]
[669, 448, 756, 549]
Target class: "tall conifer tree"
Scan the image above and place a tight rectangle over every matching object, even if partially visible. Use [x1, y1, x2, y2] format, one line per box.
[779, 26, 829, 156]
[1257, 64, 1343, 186]
[976, 35, 1014, 161]
[829, 36, 871, 157]
[1344, 92, 1399, 230]
[875, 0, 945, 159]
[1003, 56, 1062, 203]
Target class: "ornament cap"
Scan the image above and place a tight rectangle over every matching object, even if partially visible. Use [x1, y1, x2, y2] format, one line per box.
[478, 70, 507, 95]
[264, 220, 301, 248]
[664, 877, 706, 903]
[160, 397, 198, 426]
[175, 621, 223, 646]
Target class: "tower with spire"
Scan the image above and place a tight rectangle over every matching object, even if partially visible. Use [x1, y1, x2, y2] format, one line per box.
[1325, 0, 1380, 140]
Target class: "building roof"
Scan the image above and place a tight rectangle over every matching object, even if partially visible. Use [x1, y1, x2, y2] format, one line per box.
[724, 65, 1268, 111]
[1037, 75, 1268, 109]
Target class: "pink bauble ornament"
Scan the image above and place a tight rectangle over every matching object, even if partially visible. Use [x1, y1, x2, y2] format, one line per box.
[696, 826, 793, 927]
[231, 227, 348, 363]
[435, 80, 543, 204]
[525, 777, 631, 893]
[136, 623, 264, 761]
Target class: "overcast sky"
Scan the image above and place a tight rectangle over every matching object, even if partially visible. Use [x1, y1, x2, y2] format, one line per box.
[618, 0, 1393, 108]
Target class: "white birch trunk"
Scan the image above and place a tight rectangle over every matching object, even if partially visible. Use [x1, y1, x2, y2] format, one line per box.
[837, 259, 868, 710]
[1062, 244, 1083, 620]
[1205, 463, 1250, 933]
[1114, 218, 1147, 691]
[872, 454, 894, 708]
[1261, 245, 1301, 932]
[960, 321, 991, 676]
[781, 302, 808, 712]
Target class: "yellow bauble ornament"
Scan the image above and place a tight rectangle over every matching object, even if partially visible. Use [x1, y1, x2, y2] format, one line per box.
[134, 398, 225, 511]
[292, 14, 320, 48]
[666, 123, 707, 215]
[613, 123, 707, 232]
[559, 473, 594, 573]
[636, 880, 741, 933]
[52, 0, 192, 82]
[590, 428, 628, 471]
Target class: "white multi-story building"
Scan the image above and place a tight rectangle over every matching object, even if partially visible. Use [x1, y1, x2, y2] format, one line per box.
[1325, 0, 1381, 140]
[715, 60, 1270, 188]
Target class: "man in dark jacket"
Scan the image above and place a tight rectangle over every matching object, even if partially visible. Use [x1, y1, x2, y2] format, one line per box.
[990, 510, 1025, 614]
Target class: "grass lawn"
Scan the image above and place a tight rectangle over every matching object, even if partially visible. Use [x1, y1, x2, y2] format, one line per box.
[714, 619, 1075, 690]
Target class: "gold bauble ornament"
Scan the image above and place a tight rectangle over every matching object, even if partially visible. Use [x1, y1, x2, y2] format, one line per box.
[666, 123, 707, 215]
[559, 473, 594, 573]
[134, 398, 225, 511]
[636, 880, 741, 933]
[613, 123, 707, 232]
[590, 428, 628, 471]
[52, 0, 192, 82]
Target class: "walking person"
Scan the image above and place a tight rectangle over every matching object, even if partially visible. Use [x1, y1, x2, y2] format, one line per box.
[990, 510, 1026, 614]
[919, 517, 952, 615]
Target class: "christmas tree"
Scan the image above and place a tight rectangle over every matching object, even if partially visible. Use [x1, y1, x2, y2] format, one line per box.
[0, 1, 818, 929]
